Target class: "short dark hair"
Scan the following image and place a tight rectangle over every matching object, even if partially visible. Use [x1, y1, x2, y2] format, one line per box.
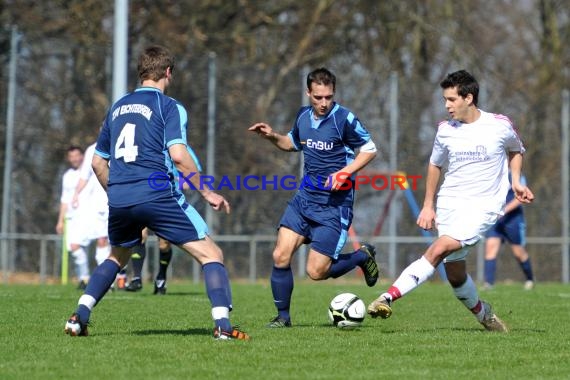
[137, 45, 175, 83]
[67, 145, 83, 154]
[307, 67, 336, 92]
[440, 70, 479, 106]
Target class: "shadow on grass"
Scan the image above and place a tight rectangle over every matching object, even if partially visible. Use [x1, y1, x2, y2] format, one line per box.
[141, 291, 203, 297]
[133, 328, 211, 336]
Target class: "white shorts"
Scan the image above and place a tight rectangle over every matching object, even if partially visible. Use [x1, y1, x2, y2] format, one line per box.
[66, 215, 91, 250]
[88, 209, 109, 240]
[66, 208, 108, 249]
[436, 199, 502, 262]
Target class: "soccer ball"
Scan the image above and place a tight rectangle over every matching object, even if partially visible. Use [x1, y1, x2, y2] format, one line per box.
[328, 293, 366, 329]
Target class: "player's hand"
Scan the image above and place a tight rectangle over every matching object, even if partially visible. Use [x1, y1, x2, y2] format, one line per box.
[513, 184, 534, 204]
[325, 171, 347, 191]
[203, 191, 231, 214]
[417, 207, 436, 230]
[72, 193, 79, 208]
[56, 221, 64, 235]
[248, 123, 275, 140]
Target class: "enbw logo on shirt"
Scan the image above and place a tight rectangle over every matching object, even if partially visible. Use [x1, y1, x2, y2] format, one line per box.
[305, 139, 333, 151]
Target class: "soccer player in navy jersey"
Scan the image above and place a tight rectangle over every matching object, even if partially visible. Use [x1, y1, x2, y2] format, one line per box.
[483, 173, 535, 290]
[249, 67, 379, 328]
[367, 70, 534, 332]
[64, 45, 248, 340]
[125, 146, 203, 294]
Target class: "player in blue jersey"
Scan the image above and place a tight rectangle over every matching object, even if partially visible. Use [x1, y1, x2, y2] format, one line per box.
[249, 67, 379, 328]
[125, 146, 203, 294]
[483, 173, 535, 290]
[64, 45, 248, 340]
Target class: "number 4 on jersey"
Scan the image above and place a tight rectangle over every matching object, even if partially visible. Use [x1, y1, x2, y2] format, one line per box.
[115, 123, 139, 162]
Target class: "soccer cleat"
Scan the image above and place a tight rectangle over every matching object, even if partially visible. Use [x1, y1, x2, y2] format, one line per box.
[153, 279, 167, 295]
[213, 326, 250, 341]
[480, 301, 508, 332]
[77, 280, 87, 290]
[524, 280, 534, 290]
[481, 282, 494, 291]
[64, 313, 88, 337]
[359, 243, 379, 287]
[266, 316, 292, 328]
[125, 278, 143, 292]
[367, 295, 392, 319]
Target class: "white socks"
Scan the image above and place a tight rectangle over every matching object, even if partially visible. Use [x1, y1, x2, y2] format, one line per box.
[95, 245, 111, 265]
[391, 256, 436, 298]
[71, 247, 89, 281]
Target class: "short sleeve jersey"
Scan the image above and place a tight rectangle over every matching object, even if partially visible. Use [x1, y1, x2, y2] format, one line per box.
[80, 143, 109, 212]
[430, 110, 525, 209]
[95, 87, 189, 207]
[60, 167, 80, 218]
[287, 103, 372, 206]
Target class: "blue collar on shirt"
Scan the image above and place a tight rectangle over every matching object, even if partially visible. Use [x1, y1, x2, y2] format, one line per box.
[135, 87, 162, 93]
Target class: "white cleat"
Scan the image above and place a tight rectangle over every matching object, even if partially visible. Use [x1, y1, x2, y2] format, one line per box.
[367, 295, 392, 319]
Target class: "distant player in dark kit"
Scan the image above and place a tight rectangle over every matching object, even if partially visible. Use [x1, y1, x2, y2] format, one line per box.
[64, 45, 248, 340]
[249, 67, 379, 328]
[483, 172, 535, 290]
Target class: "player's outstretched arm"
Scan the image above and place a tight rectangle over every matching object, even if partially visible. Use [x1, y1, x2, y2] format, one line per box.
[248, 122, 295, 151]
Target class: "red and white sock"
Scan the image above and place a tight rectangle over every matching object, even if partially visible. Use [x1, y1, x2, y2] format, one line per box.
[384, 256, 435, 302]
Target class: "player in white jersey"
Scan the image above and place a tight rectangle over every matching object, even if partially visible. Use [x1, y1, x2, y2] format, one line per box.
[72, 142, 111, 269]
[56, 146, 90, 289]
[367, 70, 534, 332]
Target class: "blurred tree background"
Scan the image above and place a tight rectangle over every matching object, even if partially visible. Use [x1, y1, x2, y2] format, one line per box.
[0, 0, 568, 279]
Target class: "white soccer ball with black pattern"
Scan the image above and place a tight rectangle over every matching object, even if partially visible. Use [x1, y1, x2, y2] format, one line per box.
[328, 292, 366, 329]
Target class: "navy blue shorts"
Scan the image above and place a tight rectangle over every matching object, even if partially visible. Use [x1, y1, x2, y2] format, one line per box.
[279, 195, 353, 259]
[485, 213, 526, 245]
[108, 197, 209, 247]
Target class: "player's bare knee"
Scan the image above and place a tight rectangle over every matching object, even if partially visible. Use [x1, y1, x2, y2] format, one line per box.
[203, 246, 223, 262]
[272, 249, 292, 267]
[306, 266, 327, 280]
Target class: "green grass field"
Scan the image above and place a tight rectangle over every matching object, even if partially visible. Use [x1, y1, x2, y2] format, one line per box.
[1, 280, 569, 379]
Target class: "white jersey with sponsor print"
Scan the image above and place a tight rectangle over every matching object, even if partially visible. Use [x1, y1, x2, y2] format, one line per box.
[60, 167, 81, 218]
[430, 110, 525, 211]
[79, 143, 109, 214]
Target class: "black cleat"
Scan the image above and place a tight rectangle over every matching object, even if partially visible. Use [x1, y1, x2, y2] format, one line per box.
[125, 278, 143, 292]
[153, 279, 167, 295]
[266, 316, 292, 328]
[359, 243, 379, 287]
[77, 280, 87, 290]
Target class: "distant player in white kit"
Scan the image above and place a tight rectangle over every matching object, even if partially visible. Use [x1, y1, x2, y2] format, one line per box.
[55, 145, 90, 289]
[367, 70, 534, 332]
[72, 141, 111, 267]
